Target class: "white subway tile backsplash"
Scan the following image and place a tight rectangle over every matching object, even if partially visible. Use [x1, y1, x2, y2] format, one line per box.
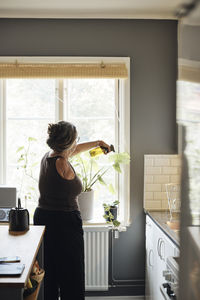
[145, 159, 154, 166]
[145, 201, 162, 210]
[144, 192, 154, 200]
[170, 159, 182, 167]
[170, 175, 181, 183]
[145, 175, 154, 183]
[154, 158, 170, 167]
[144, 154, 181, 211]
[162, 184, 168, 192]
[145, 155, 155, 159]
[169, 154, 180, 159]
[146, 167, 162, 175]
[177, 167, 182, 175]
[153, 175, 170, 184]
[162, 167, 178, 175]
[146, 184, 162, 192]
[154, 192, 168, 201]
[161, 201, 169, 209]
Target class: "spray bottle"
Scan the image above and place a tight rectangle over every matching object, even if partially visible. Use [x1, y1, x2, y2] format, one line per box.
[89, 144, 115, 157]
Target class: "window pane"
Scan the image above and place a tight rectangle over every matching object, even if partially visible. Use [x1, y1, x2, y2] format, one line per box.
[6, 79, 56, 217]
[65, 79, 117, 220]
[6, 79, 56, 118]
[71, 119, 115, 145]
[7, 119, 53, 165]
[67, 79, 115, 118]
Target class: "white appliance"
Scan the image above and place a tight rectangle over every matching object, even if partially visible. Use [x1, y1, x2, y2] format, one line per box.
[0, 186, 17, 222]
[0, 186, 17, 207]
[160, 256, 179, 299]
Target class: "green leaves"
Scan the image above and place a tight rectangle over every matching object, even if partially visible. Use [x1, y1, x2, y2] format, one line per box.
[16, 146, 24, 153]
[110, 152, 131, 173]
[113, 200, 120, 206]
[108, 184, 115, 194]
[113, 162, 121, 173]
[31, 162, 39, 168]
[113, 220, 121, 227]
[28, 137, 37, 142]
[102, 201, 121, 227]
[109, 152, 130, 164]
[17, 154, 25, 163]
[71, 149, 130, 193]
[98, 175, 106, 186]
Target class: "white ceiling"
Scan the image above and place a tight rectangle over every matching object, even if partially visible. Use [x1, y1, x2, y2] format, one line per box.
[0, 0, 185, 19]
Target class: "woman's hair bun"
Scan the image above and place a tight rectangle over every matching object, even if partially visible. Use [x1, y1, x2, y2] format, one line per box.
[47, 123, 62, 137]
[46, 121, 77, 152]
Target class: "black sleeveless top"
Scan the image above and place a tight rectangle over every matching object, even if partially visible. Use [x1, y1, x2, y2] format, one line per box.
[38, 152, 82, 211]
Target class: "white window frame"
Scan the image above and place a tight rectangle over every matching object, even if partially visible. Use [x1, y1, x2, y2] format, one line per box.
[0, 79, 6, 184]
[0, 56, 130, 228]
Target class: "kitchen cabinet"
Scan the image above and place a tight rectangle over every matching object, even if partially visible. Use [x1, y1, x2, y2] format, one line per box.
[145, 215, 178, 300]
[0, 225, 45, 300]
[145, 216, 154, 300]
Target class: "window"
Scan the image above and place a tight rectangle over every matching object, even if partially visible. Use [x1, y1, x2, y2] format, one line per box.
[2, 79, 57, 217]
[177, 80, 200, 225]
[0, 57, 130, 226]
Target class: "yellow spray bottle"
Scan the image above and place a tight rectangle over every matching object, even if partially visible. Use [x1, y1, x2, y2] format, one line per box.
[89, 144, 115, 157]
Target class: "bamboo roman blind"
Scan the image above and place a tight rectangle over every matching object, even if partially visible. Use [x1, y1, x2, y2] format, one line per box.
[0, 62, 128, 79]
[179, 65, 200, 83]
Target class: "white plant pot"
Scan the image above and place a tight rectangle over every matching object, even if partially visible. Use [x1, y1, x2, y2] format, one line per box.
[78, 190, 94, 221]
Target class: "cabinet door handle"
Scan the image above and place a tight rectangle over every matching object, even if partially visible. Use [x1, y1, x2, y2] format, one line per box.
[149, 249, 154, 267]
[157, 238, 161, 258]
[160, 240, 165, 261]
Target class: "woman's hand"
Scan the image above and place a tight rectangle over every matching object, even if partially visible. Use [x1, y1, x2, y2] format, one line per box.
[97, 140, 111, 154]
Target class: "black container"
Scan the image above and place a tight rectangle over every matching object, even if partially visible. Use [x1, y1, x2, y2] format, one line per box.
[9, 198, 29, 232]
[105, 206, 117, 222]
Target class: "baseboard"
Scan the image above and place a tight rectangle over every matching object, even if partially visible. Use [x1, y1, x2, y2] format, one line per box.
[85, 281, 145, 297]
[86, 297, 144, 300]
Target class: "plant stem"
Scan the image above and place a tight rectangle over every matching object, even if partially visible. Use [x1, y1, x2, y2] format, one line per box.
[24, 170, 38, 183]
[80, 156, 88, 191]
[89, 158, 93, 185]
[88, 166, 105, 188]
[89, 167, 110, 188]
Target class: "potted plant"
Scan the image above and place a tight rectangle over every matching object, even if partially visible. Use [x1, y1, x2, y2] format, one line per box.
[71, 151, 130, 221]
[103, 200, 121, 227]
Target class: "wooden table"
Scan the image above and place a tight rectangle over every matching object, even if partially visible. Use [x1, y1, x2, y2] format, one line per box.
[0, 225, 45, 300]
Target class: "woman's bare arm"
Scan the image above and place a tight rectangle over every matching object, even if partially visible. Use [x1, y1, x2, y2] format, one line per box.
[71, 140, 111, 157]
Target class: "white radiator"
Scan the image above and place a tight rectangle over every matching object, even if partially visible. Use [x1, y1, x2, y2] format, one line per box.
[83, 226, 109, 291]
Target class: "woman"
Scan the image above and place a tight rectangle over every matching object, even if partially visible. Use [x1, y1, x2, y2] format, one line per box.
[34, 121, 111, 300]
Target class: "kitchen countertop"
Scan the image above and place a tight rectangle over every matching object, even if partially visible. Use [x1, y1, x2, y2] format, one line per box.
[0, 225, 45, 287]
[144, 209, 180, 247]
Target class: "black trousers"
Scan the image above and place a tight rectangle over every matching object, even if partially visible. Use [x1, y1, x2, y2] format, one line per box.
[34, 207, 85, 300]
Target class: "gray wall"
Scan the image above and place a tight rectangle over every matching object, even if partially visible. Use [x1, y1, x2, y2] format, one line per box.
[0, 18, 177, 295]
[179, 24, 200, 61]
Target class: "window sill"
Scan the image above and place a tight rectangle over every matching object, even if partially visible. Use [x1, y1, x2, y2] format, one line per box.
[83, 216, 110, 228]
[82, 217, 128, 232]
